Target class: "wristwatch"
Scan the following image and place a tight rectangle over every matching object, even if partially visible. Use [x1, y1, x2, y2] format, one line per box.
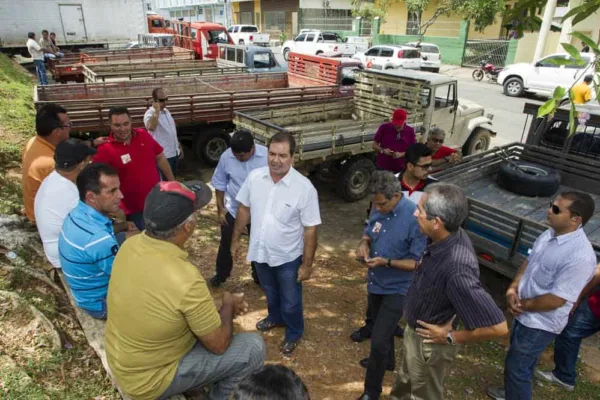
[386, 258, 392, 267]
[446, 331, 455, 345]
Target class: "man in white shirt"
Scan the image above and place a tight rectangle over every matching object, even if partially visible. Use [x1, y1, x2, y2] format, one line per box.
[232, 131, 321, 357]
[210, 129, 268, 287]
[26, 32, 47, 85]
[144, 88, 182, 177]
[34, 140, 97, 268]
[39, 30, 64, 60]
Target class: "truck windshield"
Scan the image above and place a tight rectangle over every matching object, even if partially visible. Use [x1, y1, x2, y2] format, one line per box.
[254, 52, 275, 68]
[207, 30, 229, 44]
[151, 20, 163, 28]
[241, 26, 258, 32]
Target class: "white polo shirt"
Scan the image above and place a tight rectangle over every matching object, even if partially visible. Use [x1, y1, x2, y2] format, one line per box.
[34, 171, 79, 268]
[143, 107, 179, 158]
[236, 166, 321, 267]
[26, 38, 44, 60]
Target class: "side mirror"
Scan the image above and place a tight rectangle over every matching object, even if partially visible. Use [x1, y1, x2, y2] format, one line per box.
[535, 62, 542, 67]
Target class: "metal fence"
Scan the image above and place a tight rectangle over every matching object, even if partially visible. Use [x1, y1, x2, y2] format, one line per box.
[360, 18, 373, 37]
[462, 39, 511, 67]
[299, 9, 354, 32]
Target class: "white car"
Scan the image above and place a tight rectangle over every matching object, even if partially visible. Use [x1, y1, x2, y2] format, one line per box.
[282, 31, 355, 60]
[352, 45, 422, 70]
[227, 25, 270, 46]
[498, 52, 595, 98]
[406, 42, 441, 73]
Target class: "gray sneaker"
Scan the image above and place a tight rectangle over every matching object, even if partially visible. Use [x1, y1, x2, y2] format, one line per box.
[486, 386, 505, 400]
[535, 370, 575, 392]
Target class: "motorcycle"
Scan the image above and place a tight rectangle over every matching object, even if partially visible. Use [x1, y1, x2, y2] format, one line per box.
[472, 59, 503, 82]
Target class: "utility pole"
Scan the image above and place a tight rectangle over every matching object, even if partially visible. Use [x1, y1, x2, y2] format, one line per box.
[533, 0, 558, 62]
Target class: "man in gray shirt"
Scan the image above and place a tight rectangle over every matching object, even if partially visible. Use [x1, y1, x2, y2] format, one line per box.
[488, 191, 597, 400]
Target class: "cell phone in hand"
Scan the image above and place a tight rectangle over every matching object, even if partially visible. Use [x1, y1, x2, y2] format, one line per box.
[355, 257, 367, 265]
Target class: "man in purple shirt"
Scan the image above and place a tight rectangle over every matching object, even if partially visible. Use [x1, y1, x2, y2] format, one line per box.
[372, 108, 416, 173]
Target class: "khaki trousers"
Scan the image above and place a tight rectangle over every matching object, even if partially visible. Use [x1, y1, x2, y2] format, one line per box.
[389, 325, 459, 400]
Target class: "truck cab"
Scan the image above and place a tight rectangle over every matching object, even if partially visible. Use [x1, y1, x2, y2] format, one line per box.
[147, 12, 175, 34]
[218, 44, 286, 73]
[171, 20, 233, 60]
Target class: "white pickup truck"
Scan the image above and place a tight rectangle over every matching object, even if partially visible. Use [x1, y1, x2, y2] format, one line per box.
[282, 31, 356, 61]
[226, 25, 270, 46]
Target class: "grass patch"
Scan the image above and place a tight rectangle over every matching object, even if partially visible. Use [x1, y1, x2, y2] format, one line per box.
[0, 54, 36, 144]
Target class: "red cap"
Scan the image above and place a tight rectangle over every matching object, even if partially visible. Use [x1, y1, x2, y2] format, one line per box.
[391, 108, 407, 127]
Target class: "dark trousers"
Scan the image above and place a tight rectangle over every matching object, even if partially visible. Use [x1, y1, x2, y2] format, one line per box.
[504, 319, 556, 400]
[159, 155, 178, 180]
[553, 299, 600, 386]
[364, 292, 404, 399]
[127, 212, 145, 231]
[216, 212, 258, 282]
[255, 256, 304, 341]
[358, 294, 404, 338]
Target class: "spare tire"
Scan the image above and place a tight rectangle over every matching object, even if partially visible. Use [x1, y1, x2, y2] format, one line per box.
[496, 161, 560, 197]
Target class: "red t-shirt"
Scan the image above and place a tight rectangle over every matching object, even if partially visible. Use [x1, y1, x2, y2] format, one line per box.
[93, 128, 163, 215]
[588, 290, 600, 319]
[432, 145, 457, 160]
[374, 122, 416, 173]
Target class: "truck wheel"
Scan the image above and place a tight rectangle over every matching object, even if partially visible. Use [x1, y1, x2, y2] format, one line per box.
[503, 77, 524, 97]
[316, 51, 324, 56]
[194, 131, 230, 167]
[239, 40, 245, 45]
[497, 161, 560, 197]
[283, 48, 291, 61]
[462, 129, 492, 155]
[336, 157, 375, 202]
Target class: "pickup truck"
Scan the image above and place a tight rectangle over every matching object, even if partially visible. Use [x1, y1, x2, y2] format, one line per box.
[34, 53, 353, 166]
[49, 46, 196, 83]
[233, 69, 496, 201]
[282, 31, 356, 61]
[226, 25, 270, 46]
[433, 102, 600, 278]
[217, 44, 286, 73]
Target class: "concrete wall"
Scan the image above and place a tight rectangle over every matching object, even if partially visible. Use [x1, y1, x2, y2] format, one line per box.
[299, 0, 351, 8]
[380, 2, 462, 38]
[513, 31, 561, 64]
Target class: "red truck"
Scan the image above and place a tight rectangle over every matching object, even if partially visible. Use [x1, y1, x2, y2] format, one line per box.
[147, 12, 175, 35]
[171, 20, 234, 60]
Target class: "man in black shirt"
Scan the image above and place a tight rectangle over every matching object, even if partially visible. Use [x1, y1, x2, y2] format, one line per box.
[389, 183, 508, 400]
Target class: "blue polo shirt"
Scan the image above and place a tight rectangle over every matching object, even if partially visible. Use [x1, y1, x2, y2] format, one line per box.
[365, 195, 427, 295]
[58, 201, 119, 312]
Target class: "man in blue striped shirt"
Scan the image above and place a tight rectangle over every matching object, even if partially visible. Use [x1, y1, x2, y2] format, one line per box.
[59, 163, 134, 319]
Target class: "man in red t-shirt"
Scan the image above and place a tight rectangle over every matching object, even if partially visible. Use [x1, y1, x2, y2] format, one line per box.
[536, 264, 600, 391]
[372, 108, 416, 173]
[93, 107, 175, 230]
[425, 127, 461, 168]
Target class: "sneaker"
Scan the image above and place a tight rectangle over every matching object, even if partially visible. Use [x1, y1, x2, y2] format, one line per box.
[535, 370, 575, 392]
[280, 340, 298, 358]
[486, 386, 505, 400]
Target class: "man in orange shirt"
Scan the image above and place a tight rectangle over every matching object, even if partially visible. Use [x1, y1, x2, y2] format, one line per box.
[572, 75, 594, 105]
[22, 103, 107, 222]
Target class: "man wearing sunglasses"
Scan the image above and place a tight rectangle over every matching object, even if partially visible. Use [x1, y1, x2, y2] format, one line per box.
[425, 127, 461, 168]
[398, 143, 437, 204]
[144, 88, 183, 178]
[488, 191, 597, 400]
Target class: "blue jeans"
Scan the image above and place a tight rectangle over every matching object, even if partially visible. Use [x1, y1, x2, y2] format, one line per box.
[553, 299, 600, 386]
[504, 319, 556, 400]
[127, 212, 145, 231]
[84, 300, 107, 320]
[255, 256, 303, 341]
[160, 156, 178, 180]
[33, 59, 48, 85]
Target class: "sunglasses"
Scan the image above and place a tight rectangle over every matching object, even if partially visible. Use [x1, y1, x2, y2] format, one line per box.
[429, 138, 444, 144]
[549, 203, 561, 215]
[158, 98, 168, 102]
[415, 163, 433, 169]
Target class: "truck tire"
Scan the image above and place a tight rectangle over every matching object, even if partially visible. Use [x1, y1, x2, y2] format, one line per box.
[283, 48, 291, 61]
[195, 131, 230, 167]
[336, 157, 375, 202]
[239, 40, 245, 45]
[316, 50, 324, 56]
[462, 129, 492, 155]
[497, 161, 560, 197]
[503, 77, 524, 97]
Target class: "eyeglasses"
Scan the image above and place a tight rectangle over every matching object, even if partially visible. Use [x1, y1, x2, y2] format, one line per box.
[158, 98, 168, 102]
[550, 203, 561, 215]
[429, 138, 444, 144]
[415, 163, 433, 169]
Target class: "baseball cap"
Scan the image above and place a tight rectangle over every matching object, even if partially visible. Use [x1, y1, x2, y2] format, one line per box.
[54, 140, 97, 169]
[391, 108, 408, 127]
[144, 180, 212, 231]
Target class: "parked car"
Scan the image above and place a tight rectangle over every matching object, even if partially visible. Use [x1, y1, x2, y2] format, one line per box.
[282, 31, 355, 60]
[352, 45, 422, 70]
[226, 25, 270, 46]
[498, 52, 595, 98]
[406, 41, 441, 73]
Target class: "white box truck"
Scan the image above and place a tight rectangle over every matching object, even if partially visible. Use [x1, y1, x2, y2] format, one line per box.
[0, 0, 148, 55]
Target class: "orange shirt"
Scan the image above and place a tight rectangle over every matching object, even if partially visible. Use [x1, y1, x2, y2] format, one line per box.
[22, 136, 56, 222]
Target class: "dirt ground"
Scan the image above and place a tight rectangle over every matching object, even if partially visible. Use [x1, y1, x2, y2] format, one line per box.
[184, 158, 600, 400]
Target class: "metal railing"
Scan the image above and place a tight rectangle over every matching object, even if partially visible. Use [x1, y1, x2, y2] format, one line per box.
[300, 16, 354, 32]
[462, 39, 510, 67]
